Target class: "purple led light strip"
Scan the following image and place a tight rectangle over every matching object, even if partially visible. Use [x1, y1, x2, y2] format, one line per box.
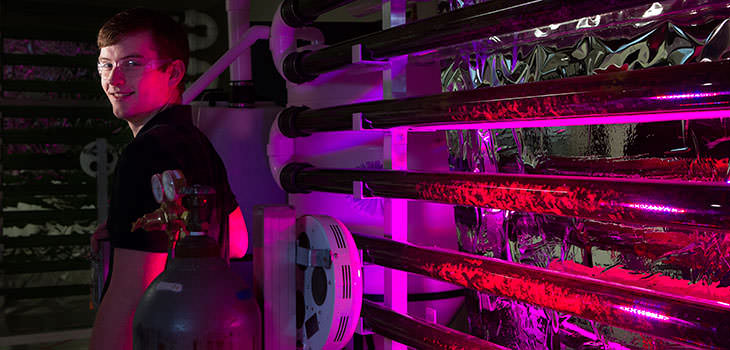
[650, 91, 730, 100]
[627, 203, 687, 214]
[618, 306, 671, 321]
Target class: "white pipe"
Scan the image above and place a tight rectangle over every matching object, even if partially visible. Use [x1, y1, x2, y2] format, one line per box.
[227, 0, 252, 82]
[183, 25, 270, 105]
[270, 2, 298, 82]
[267, 112, 294, 190]
[266, 4, 326, 187]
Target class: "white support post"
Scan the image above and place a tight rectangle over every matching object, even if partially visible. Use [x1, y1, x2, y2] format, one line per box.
[253, 205, 296, 350]
[353, 112, 364, 131]
[382, 0, 408, 348]
[353, 180, 367, 200]
[226, 0, 252, 82]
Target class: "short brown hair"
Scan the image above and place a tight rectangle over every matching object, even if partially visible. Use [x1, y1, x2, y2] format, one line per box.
[98, 8, 189, 92]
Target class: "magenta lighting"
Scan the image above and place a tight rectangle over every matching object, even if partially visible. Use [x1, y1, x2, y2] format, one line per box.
[277, 61, 730, 137]
[361, 300, 509, 350]
[353, 233, 730, 349]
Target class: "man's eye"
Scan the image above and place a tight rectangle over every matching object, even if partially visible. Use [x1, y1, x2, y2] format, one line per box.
[98, 63, 113, 70]
[122, 60, 142, 68]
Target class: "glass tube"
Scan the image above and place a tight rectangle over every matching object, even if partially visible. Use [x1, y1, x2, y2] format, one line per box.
[292, 0, 656, 78]
[282, 60, 730, 136]
[354, 233, 730, 349]
[282, 164, 730, 232]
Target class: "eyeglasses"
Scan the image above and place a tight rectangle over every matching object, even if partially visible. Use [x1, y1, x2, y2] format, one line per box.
[96, 58, 171, 80]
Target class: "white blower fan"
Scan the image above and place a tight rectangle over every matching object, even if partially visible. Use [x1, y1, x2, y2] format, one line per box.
[296, 215, 363, 350]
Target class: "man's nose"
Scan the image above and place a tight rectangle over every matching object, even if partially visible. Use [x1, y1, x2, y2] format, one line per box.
[108, 66, 125, 85]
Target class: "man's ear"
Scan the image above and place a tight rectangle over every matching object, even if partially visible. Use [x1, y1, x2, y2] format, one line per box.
[167, 60, 186, 88]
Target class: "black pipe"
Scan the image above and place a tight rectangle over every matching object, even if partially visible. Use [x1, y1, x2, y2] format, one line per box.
[283, 0, 657, 82]
[362, 300, 509, 350]
[278, 60, 730, 136]
[354, 233, 730, 349]
[280, 0, 358, 27]
[280, 163, 730, 232]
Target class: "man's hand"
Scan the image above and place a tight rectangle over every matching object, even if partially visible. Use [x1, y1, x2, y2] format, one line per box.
[91, 222, 110, 256]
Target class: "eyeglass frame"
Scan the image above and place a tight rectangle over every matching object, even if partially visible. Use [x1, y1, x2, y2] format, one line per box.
[96, 58, 173, 80]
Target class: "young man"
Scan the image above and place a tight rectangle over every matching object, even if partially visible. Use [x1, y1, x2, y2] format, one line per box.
[89, 8, 242, 349]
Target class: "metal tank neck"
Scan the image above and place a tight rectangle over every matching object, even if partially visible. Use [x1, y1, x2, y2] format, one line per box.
[174, 235, 222, 258]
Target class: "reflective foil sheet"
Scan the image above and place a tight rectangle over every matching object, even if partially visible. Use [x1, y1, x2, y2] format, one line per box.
[443, 1, 730, 349]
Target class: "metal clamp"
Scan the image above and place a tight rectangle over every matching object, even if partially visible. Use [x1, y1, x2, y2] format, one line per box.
[295, 245, 332, 269]
[352, 112, 383, 132]
[353, 181, 381, 200]
[352, 43, 391, 66]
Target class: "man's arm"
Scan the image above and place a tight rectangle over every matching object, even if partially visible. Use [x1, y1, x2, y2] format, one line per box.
[89, 248, 166, 350]
[229, 206, 248, 259]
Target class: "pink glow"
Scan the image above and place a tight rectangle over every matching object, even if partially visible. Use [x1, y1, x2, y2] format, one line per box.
[229, 206, 248, 258]
[651, 91, 728, 100]
[618, 306, 670, 321]
[627, 203, 686, 214]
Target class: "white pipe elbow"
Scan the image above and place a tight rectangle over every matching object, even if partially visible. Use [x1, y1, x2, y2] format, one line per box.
[267, 112, 294, 190]
[271, 2, 298, 83]
[270, 3, 326, 84]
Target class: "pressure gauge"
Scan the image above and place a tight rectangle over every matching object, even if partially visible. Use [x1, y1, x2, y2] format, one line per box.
[151, 173, 164, 204]
[162, 170, 187, 202]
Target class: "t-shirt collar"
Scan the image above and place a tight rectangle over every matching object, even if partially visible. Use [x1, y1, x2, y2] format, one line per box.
[136, 104, 193, 137]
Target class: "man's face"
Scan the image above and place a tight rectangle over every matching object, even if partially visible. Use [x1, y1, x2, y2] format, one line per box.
[98, 31, 174, 122]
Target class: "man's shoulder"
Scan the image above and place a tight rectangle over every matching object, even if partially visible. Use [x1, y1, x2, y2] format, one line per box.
[127, 121, 216, 167]
[139, 122, 189, 138]
[136, 105, 196, 138]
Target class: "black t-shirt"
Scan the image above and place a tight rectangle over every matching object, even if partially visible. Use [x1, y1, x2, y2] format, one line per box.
[107, 105, 237, 253]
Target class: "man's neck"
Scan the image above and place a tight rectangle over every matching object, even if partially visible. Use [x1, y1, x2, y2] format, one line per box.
[128, 111, 160, 138]
[128, 96, 181, 137]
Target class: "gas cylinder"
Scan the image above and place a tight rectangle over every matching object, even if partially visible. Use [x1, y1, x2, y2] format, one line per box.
[133, 184, 261, 349]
